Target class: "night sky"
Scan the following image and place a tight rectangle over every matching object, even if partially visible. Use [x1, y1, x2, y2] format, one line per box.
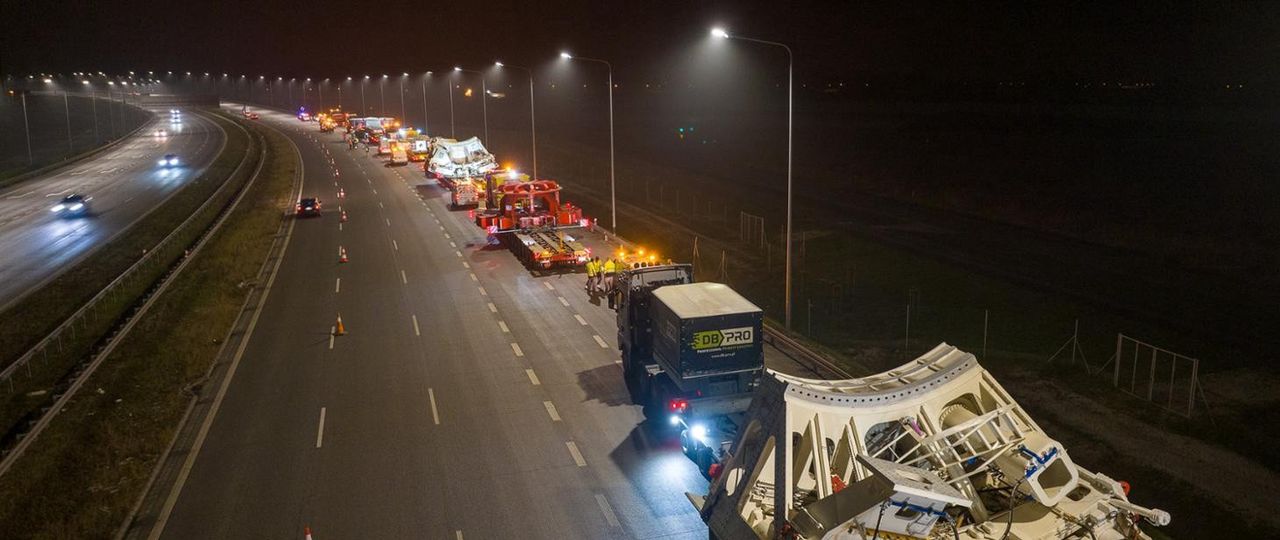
[4, 1, 1278, 88]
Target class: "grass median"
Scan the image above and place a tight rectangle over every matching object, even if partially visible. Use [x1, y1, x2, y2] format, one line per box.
[0, 111, 250, 452]
[0, 116, 297, 538]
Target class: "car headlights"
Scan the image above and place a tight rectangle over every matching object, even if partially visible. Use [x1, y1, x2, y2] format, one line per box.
[51, 204, 65, 212]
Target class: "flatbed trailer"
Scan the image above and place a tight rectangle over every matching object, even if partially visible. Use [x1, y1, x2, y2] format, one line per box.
[504, 228, 589, 269]
[474, 179, 589, 270]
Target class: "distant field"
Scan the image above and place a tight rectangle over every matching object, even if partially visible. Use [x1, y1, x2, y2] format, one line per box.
[0, 93, 150, 180]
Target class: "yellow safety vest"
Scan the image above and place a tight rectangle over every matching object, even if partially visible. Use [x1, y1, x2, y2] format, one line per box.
[586, 261, 599, 276]
[603, 260, 617, 274]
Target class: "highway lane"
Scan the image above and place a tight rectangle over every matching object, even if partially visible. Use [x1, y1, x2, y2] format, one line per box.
[148, 106, 810, 539]
[0, 109, 225, 308]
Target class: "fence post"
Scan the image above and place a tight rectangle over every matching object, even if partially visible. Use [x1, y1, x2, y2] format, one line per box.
[1071, 319, 1080, 365]
[904, 303, 911, 358]
[1147, 347, 1158, 400]
[1113, 333, 1122, 387]
[982, 309, 989, 359]
[1188, 358, 1199, 417]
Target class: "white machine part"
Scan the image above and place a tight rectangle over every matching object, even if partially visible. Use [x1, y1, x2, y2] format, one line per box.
[427, 136, 497, 178]
[693, 343, 1168, 540]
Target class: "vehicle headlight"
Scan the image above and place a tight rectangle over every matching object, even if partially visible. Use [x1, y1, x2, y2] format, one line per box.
[158, 159, 167, 165]
[690, 424, 710, 444]
[69, 203, 84, 211]
[51, 204, 65, 212]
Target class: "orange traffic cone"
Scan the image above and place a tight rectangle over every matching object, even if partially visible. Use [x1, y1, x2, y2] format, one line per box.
[304, 526, 315, 540]
[337, 188, 345, 199]
[340, 210, 348, 223]
[334, 314, 346, 336]
[339, 246, 348, 263]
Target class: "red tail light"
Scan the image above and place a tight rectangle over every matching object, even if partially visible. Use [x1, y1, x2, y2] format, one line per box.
[669, 398, 689, 414]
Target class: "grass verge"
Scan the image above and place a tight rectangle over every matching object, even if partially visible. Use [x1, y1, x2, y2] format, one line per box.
[0, 111, 248, 450]
[0, 117, 297, 538]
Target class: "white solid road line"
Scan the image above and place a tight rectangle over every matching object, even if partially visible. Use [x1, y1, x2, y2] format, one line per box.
[566, 441, 587, 467]
[574, 314, 588, 326]
[596, 494, 621, 527]
[558, 296, 570, 307]
[526, 369, 541, 386]
[543, 401, 561, 421]
[497, 320, 509, 333]
[428, 388, 440, 425]
[315, 407, 326, 448]
[334, 277, 340, 293]
[412, 314, 421, 336]
[511, 342, 524, 357]
[400, 269, 408, 284]
[593, 335, 610, 349]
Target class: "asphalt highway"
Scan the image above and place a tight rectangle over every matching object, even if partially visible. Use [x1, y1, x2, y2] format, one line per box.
[144, 106, 814, 539]
[0, 109, 226, 309]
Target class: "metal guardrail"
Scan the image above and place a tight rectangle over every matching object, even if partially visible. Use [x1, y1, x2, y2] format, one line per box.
[762, 324, 853, 380]
[0, 114, 266, 477]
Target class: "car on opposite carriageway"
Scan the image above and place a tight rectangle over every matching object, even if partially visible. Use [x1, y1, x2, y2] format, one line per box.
[50, 194, 91, 218]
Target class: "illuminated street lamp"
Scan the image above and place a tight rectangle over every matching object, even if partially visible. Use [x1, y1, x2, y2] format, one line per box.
[420, 71, 433, 135]
[711, 26, 796, 329]
[495, 61, 539, 180]
[560, 51, 616, 232]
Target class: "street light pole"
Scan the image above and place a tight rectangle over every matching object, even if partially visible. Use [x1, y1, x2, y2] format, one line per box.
[711, 28, 796, 329]
[380, 75, 387, 115]
[63, 92, 73, 153]
[400, 73, 407, 121]
[360, 76, 367, 114]
[454, 67, 488, 143]
[560, 53, 616, 232]
[420, 72, 431, 135]
[21, 93, 33, 165]
[496, 62, 538, 180]
[448, 78, 455, 137]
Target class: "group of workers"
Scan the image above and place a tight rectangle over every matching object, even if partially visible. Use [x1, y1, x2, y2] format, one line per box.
[585, 257, 620, 304]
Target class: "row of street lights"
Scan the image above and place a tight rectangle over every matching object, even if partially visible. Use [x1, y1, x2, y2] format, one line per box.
[22, 27, 797, 327]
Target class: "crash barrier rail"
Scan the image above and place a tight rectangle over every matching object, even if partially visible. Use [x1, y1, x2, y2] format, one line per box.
[761, 324, 852, 380]
[0, 114, 264, 476]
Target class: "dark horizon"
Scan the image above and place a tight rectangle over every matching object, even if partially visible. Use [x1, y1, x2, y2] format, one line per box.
[5, 1, 1279, 93]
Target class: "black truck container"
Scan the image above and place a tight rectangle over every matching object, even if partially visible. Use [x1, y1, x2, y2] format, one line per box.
[650, 282, 764, 386]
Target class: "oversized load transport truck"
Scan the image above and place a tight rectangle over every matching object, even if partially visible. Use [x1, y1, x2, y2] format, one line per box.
[617, 265, 764, 473]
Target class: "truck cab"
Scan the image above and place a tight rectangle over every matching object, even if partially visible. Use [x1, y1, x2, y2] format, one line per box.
[616, 265, 764, 475]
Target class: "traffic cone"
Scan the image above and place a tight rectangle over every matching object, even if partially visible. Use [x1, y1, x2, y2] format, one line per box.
[334, 315, 346, 336]
[339, 246, 348, 263]
[304, 526, 315, 540]
[337, 188, 345, 199]
[340, 210, 348, 222]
